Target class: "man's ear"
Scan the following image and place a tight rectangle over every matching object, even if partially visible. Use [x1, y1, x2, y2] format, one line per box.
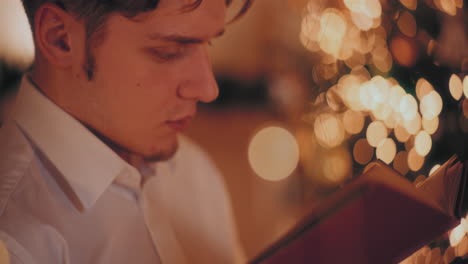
[34, 4, 75, 67]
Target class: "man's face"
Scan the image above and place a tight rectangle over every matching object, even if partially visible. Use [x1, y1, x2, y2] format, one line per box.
[69, 0, 225, 161]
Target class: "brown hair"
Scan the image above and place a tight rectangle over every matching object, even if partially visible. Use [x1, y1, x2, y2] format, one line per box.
[21, 0, 253, 78]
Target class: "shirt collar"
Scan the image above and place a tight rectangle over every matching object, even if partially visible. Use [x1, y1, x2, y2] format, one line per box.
[13, 76, 139, 211]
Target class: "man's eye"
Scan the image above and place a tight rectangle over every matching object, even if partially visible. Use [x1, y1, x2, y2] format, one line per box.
[147, 47, 184, 62]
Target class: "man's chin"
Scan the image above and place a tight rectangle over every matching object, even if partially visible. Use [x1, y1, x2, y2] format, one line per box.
[142, 140, 179, 163]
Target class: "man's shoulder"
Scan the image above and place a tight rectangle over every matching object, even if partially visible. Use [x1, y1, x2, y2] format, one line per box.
[0, 122, 35, 215]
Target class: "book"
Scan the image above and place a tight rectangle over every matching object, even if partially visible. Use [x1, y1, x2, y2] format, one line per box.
[250, 156, 466, 264]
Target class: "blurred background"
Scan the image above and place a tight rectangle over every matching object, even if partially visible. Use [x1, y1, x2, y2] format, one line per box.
[3, 0, 468, 262]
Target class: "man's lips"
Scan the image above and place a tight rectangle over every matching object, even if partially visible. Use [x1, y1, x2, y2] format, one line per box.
[166, 116, 193, 131]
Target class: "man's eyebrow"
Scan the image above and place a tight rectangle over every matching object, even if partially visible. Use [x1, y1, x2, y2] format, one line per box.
[148, 29, 225, 44]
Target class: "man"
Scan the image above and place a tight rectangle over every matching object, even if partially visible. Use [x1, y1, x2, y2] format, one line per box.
[0, 0, 252, 263]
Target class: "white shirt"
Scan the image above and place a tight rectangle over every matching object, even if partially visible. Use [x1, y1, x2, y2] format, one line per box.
[0, 77, 245, 264]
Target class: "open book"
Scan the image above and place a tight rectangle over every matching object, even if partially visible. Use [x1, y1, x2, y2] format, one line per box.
[250, 156, 467, 264]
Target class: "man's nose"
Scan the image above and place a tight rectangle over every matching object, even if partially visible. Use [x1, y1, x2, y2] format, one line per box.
[177, 47, 219, 103]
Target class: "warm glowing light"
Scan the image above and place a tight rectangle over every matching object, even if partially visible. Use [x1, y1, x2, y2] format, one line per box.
[399, 94, 418, 121]
[363, 0, 382, 18]
[366, 121, 388, 147]
[314, 113, 345, 148]
[420, 91, 443, 120]
[0, 0, 35, 69]
[248, 126, 299, 181]
[372, 49, 393, 73]
[393, 151, 409, 175]
[323, 147, 352, 184]
[373, 104, 393, 121]
[351, 66, 371, 80]
[389, 85, 406, 112]
[359, 81, 377, 111]
[416, 78, 434, 100]
[351, 11, 374, 31]
[404, 113, 421, 135]
[422, 117, 439, 135]
[397, 11, 417, 37]
[353, 139, 374, 165]
[450, 224, 466, 247]
[408, 148, 425, 171]
[376, 138, 397, 164]
[319, 9, 347, 57]
[463, 76, 468, 98]
[384, 112, 399, 129]
[439, 0, 458, 16]
[414, 131, 432, 156]
[449, 74, 463, 101]
[343, 110, 365, 134]
[400, 0, 417, 10]
[343, 0, 366, 13]
[462, 218, 468, 233]
[340, 75, 366, 111]
[390, 35, 418, 67]
[395, 124, 411, 143]
[429, 164, 441, 176]
[427, 40, 436, 56]
[369, 76, 390, 104]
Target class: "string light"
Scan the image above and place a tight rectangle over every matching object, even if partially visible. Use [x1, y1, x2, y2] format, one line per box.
[248, 126, 299, 181]
[449, 74, 463, 101]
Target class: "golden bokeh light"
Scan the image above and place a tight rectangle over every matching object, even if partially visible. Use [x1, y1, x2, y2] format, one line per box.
[350, 11, 374, 31]
[248, 126, 299, 181]
[449, 74, 463, 101]
[314, 113, 345, 148]
[463, 76, 468, 98]
[390, 35, 418, 67]
[450, 224, 465, 247]
[420, 90, 443, 120]
[370, 76, 390, 104]
[0, 0, 35, 69]
[393, 151, 409, 175]
[416, 78, 434, 100]
[319, 9, 347, 57]
[373, 103, 393, 121]
[323, 147, 352, 184]
[394, 124, 411, 143]
[384, 112, 399, 129]
[353, 138, 374, 165]
[339, 75, 366, 111]
[372, 49, 393, 73]
[414, 131, 432, 156]
[397, 11, 417, 37]
[429, 164, 441, 176]
[343, 110, 365, 134]
[438, 0, 458, 16]
[422, 117, 439, 135]
[376, 138, 397, 164]
[366, 121, 388, 147]
[389, 85, 406, 112]
[404, 113, 421, 135]
[399, 94, 418, 121]
[408, 148, 425, 171]
[359, 81, 376, 111]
